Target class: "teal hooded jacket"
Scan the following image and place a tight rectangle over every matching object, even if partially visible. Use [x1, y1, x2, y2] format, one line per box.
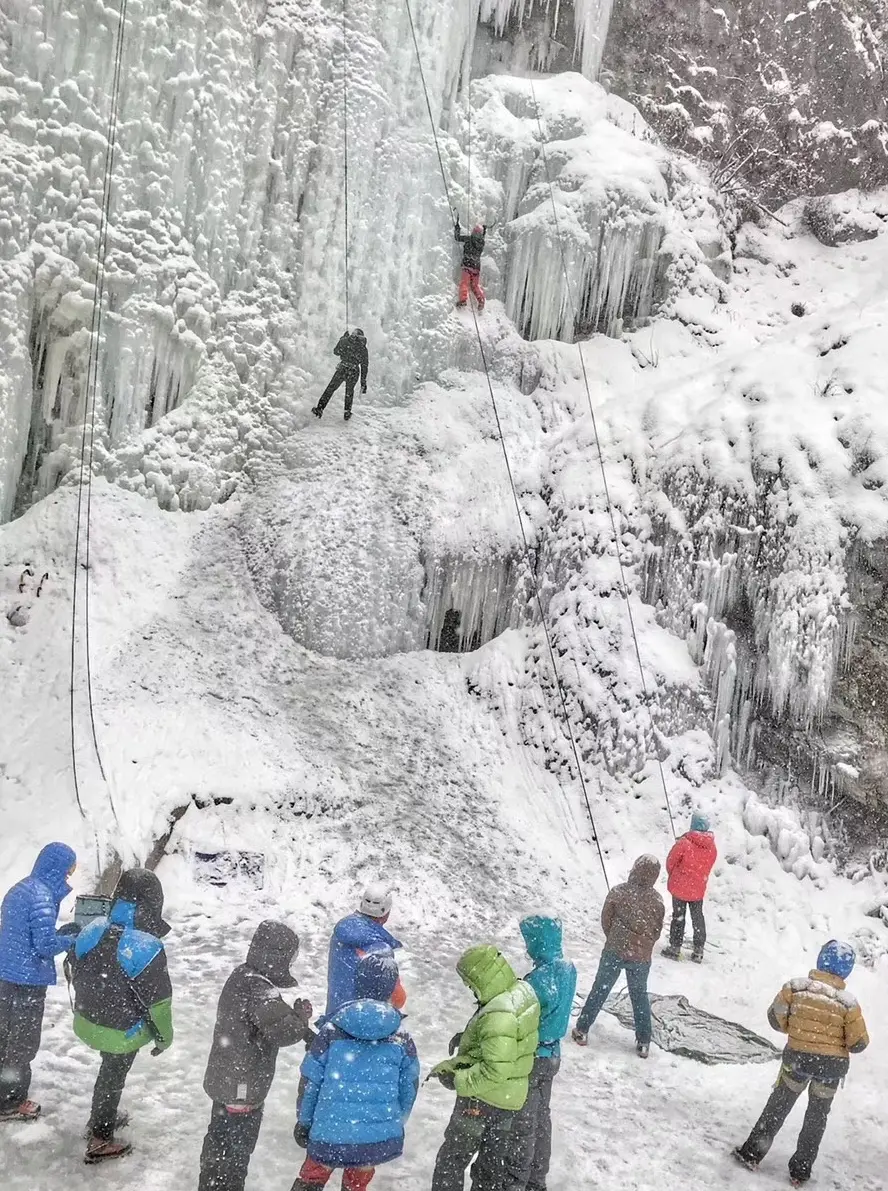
[520, 916, 577, 1058]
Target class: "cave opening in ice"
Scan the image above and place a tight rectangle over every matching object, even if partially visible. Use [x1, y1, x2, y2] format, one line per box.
[423, 551, 526, 653]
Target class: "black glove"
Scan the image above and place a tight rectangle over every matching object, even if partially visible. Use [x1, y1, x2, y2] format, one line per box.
[294, 1122, 310, 1149]
[447, 1032, 463, 1056]
[435, 1070, 456, 1091]
[150, 1046, 164, 1057]
[58, 922, 81, 937]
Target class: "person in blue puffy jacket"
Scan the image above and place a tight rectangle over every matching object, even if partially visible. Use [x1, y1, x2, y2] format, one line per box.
[505, 916, 577, 1191]
[0, 842, 78, 1121]
[324, 884, 406, 1019]
[291, 952, 419, 1191]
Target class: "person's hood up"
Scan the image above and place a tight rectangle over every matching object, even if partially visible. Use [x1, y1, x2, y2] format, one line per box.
[246, 920, 299, 988]
[109, 868, 170, 938]
[520, 915, 563, 964]
[353, 328, 366, 340]
[353, 951, 399, 1002]
[628, 855, 661, 888]
[457, 945, 517, 1005]
[331, 998, 401, 1041]
[31, 843, 76, 899]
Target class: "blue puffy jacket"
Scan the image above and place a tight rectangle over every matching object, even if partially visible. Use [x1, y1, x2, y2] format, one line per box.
[520, 915, 577, 1058]
[324, 912, 402, 1017]
[0, 843, 76, 987]
[298, 999, 419, 1168]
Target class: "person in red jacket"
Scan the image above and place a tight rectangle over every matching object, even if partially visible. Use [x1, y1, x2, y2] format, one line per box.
[662, 813, 717, 963]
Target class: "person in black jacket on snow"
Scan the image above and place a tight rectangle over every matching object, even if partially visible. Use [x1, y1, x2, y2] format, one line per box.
[454, 219, 486, 311]
[198, 921, 314, 1191]
[312, 329, 369, 421]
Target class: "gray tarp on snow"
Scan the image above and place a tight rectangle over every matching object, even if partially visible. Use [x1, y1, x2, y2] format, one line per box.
[606, 992, 782, 1065]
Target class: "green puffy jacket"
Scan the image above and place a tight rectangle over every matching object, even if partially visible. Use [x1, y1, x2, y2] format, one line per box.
[433, 945, 540, 1110]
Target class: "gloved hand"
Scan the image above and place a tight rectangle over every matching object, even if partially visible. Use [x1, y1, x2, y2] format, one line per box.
[435, 1069, 456, 1091]
[294, 1122, 310, 1149]
[58, 922, 82, 938]
[293, 997, 313, 1020]
[150, 1046, 164, 1057]
[447, 1032, 463, 1056]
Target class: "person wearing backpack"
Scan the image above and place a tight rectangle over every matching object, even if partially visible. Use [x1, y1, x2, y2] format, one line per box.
[71, 868, 173, 1164]
[662, 812, 717, 963]
[199, 921, 315, 1191]
[733, 940, 869, 1185]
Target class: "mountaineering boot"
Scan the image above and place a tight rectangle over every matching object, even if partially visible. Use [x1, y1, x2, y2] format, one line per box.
[83, 1111, 129, 1140]
[661, 945, 680, 960]
[344, 410, 352, 421]
[84, 1136, 133, 1164]
[0, 1099, 41, 1122]
[311, 406, 322, 418]
[691, 948, 704, 964]
[456, 300, 467, 308]
[571, 1028, 588, 1047]
[732, 1147, 759, 1173]
[636, 1043, 650, 1059]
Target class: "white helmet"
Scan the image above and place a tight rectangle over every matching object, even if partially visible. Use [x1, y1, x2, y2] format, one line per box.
[360, 882, 393, 918]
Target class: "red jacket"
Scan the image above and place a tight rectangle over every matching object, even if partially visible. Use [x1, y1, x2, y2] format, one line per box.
[666, 832, 717, 902]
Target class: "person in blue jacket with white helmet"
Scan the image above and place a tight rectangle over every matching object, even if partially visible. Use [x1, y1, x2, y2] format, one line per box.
[0, 842, 78, 1121]
[324, 884, 406, 1019]
[291, 952, 419, 1191]
[505, 915, 577, 1191]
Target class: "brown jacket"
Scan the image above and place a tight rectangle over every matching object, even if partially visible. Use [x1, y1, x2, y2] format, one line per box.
[769, 969, 869, 1059]
[600, 855, 665, 963]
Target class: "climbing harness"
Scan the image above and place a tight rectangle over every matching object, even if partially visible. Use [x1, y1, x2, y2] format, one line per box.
[529, 78, 678, 840]
[70, 0, 127, 853]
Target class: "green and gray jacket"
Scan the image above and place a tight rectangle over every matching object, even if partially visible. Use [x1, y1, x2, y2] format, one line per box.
[433, 945, 539, 1110]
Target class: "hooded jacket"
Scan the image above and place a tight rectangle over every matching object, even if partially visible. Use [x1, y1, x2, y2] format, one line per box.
[432, 946, 540, 1110]
[455, 222, 486, 272]
[72, 869, 173, 1054]
[600, 856, 665, 963]
[325, 911, 403, 1018]
[666, 831, 717, 902]
[520, 916, 577, 1059]
[768, 969, 869, 1061]
[333, 331, 369, 385]
[0, 843, 76, 986]
[298, 955, 419, 1168]
[204, 921, 313, 1106]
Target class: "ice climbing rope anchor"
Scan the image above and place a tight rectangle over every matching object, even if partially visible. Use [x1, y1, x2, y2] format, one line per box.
[405, 2, 611, 889]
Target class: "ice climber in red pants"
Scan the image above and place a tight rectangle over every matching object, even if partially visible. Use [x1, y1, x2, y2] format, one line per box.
[454, 219, 486, 311]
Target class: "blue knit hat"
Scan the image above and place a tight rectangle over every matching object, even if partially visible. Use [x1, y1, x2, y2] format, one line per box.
[690, 812, 711, 833]
[353, 951, 399, 1002]
[817, 940, 855, 980]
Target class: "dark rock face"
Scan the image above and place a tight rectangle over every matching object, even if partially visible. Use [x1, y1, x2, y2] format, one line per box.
[601, 0, 888, 204]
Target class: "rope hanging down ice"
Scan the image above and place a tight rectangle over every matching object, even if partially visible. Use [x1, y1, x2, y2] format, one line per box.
[403, 0, 457, 222]
[342, 0, 351, 329]
[528, 77, 678, 840]
[70, 0, 127, 852]
[404, 5, 611, 888]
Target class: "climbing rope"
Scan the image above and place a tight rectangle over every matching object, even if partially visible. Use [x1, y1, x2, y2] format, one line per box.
[403, 0, 457, 221]
[71, 0, 128, 847]
[466, 80, 472, 227]
[528, 78, 677, 839]
[342, 0, 351, 329]
[404, 12, 610, 888]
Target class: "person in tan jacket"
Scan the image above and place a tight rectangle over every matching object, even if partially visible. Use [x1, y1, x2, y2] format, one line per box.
[571, 855, 664, 1059]
[734, 940, 869, 1186]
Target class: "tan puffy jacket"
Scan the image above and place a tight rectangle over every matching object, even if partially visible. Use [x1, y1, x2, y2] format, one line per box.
[769, 969, 869, 1059]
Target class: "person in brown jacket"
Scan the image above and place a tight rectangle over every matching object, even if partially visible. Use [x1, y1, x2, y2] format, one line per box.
[733, 940, 869, 1186]
[571, 855, 664, 1059]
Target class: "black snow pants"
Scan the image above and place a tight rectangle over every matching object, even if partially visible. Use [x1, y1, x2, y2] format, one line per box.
[668, 896, 706, 951]
[198, 1102, 264, 1191]
[431, 1096, 515, 1191]
[88, 1050, 137, 1140]
[504, 1056, 560, 1191]
[736, 1050, 849, 1183]
[0, 981, 46, 1110]
[317, 364, 359, 415]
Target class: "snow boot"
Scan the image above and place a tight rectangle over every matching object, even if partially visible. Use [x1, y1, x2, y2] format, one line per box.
[661, 945, 681, 960]
[344, 410, 352, 421]
[83, 1112, 129, 1140]
[691, 948, 705, 964]
[85, 1136, 133, 1165]
[0, 1100, 41, 1122]
[636, 1043, 650, 1059]
[571, 1027, 588, 1047]
[311, 406, 322, 418]
[456, 300, 467, 308]
[732, 1147, 759, 1173]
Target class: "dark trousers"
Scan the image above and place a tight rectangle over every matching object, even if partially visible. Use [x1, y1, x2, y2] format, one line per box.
[576, 949, 652, 1044]
[669, 897, 706, 950]
[318, 365, 359, 414]
[199, 1102, 264, 1191]
[737, 1051, 848, 1183]
[89, 1051, 137, 1140]
[0, 981, 46, 1109]
[431, 1097, 515, 1191]
[505, 1056, 560, 1191]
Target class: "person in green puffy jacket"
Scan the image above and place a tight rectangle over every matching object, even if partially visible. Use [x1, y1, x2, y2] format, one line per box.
[430, 945, 540, 1191]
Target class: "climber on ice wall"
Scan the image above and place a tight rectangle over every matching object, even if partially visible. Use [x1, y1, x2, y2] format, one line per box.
[312, 329, 369, 421]
[454, 219, 486, 311]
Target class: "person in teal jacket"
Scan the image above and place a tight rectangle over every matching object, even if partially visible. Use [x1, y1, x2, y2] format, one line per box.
[508, 916, 577, 1191]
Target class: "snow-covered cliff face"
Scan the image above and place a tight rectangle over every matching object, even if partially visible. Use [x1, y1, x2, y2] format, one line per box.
[602, 0, 888, 205]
